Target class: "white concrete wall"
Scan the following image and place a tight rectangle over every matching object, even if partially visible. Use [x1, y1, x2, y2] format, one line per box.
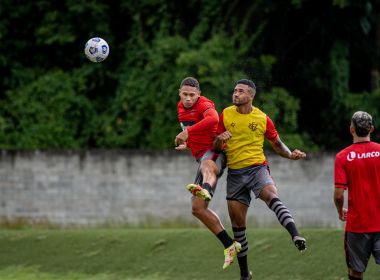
[0, 150, 342, 228]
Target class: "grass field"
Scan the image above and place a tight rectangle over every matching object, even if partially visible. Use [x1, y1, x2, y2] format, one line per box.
[0, 228, 378, 280]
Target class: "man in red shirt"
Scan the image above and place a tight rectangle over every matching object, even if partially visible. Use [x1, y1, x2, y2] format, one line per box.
[334, 111, 380, 280]
[174, 77, 241, 270]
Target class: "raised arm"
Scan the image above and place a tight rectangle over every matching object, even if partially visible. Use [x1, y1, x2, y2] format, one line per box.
[267, 136, 306, 160]
[175, 108, 218, 146]
[265, 116, 306, 160]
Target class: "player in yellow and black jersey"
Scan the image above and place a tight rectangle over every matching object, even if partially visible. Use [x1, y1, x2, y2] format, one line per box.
[213, 79, 307, 280]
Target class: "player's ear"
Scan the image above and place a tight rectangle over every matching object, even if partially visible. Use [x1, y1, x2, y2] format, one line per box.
[248, 91, 255, 101]
[370, 126, 375, 133]
[349, 125, 355, 135]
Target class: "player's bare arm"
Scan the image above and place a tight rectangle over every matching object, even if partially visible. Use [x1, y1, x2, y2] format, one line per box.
[268, 136, 306, 160]
[174, 129, 188, 146]
[212, 131, 232, 151]
[333, 188, 347, 221]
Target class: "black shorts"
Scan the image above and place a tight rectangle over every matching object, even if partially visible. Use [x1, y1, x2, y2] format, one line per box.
[193, 150, 226, 186]
[345, 231, 380, 272]
[226, 164, 275, 206]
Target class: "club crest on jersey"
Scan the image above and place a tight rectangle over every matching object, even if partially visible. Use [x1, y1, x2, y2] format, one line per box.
[347, 151, 380, 161]
[248, 122, 257, 131]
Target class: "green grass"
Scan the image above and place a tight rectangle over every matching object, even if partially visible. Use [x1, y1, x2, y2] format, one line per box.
[0, 228, 378, 280]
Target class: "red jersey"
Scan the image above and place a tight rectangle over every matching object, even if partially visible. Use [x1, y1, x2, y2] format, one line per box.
[334, 141, 380, 232]
[177, 96, 219, 159]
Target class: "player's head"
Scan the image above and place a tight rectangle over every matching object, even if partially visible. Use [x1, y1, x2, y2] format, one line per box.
[350, 111, 374, 137]
[233, 79, 256, 106]
[179, 77, 201, 108]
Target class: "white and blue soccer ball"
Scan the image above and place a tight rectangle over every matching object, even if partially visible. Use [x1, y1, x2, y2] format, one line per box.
[84, 37, 109, 63]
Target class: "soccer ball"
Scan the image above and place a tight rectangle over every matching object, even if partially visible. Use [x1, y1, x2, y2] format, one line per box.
[84, 37, 109, 62]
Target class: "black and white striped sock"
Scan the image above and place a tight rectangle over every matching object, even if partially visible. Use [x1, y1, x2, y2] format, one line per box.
[233, 227, 249, 277]
[268, 198, 299, 238]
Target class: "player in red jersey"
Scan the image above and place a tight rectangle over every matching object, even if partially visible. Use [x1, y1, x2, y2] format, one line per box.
[334, 111, 380, 280]
[174, 77, 241, 269]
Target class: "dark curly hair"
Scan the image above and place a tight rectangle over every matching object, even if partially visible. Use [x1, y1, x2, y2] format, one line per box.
[351, 111, 373, 137]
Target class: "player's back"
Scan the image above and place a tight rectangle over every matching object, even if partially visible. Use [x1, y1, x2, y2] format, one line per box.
[336, 141, 380, 232]
[340, 141, 380, 182]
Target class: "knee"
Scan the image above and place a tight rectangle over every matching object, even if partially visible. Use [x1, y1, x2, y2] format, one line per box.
[260, 188, 278, 205]
[200, 161, 217, 175]
[191, 204, 206, 217]
[232, 222, 246, 228]
[201, 167, 214, 179]
[231, 219, 246, 228]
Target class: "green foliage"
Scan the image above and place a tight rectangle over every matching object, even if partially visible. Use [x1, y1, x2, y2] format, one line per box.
[256, 87, 318, 150]
[333, 0, 350, 8]
[175, 33, 246, 110]
[96, 32, 244, 149]
[344, 90, 380, 142]
[317, 40, 352, 148]
[0, 68, 96, 149]
[1, 0, 379, 150]
[257, 87, 300, 133]
[330, 41, 349, 106]
[95, 35, 186, 149]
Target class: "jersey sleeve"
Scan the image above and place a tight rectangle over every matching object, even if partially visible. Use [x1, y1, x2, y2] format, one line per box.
[216, 111, 226, 134]
[264, 116, 278, 141]
[334, 154, 348, 189]
[187, 108, 218, 134]
[177, 101, 182, 121]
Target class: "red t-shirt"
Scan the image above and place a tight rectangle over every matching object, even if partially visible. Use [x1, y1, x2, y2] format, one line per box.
[334, 141, 380, 232]
[177, 96, 218, 159]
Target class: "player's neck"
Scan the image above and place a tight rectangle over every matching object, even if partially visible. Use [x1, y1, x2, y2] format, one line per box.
[353, 136, 370, 143]
[236, 104, 253, 114]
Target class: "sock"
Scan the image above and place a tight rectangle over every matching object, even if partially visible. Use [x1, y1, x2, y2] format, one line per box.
[268, 198, 299, 238]
[238, 256, 249, 277]
[233, 227, 249, 277]
[216, 230, 234, 248]
[202, 182, 214, 197]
